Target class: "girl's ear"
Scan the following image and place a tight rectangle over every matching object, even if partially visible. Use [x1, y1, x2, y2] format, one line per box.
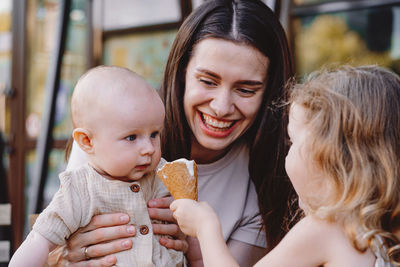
[72, 128, 94, 154]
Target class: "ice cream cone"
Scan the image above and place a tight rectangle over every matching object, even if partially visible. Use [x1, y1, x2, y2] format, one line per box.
[157, 159, 198, 200]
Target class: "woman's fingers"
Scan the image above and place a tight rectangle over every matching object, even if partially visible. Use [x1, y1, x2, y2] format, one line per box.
[79, 239, 132, 259]
[152, 221, 187, 241]
[152, 221, 188, 252]
[159, 237, 189, 253]
[47, 246, 118, 267]
[81, 213, 130, 232]
[147, 196, 174, 209]
[148, 197, 176, 222]
[152, 222, 180, 236]
[67, 213, 134, 249]
[67, 224, 136, 254]
[69, 255, 117, 267]
[59, 213, 135, 264]
[149, 197, 189, 252]
[148, 207, 175, 222]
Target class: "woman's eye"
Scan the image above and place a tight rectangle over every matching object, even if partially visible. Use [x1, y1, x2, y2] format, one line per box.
[199, 78, 216, 86]
[150, 131, 159, 138]
[125, 135, 136, 141]
[237, 88, 256, 96]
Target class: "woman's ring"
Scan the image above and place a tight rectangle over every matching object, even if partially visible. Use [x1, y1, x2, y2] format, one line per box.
[84, 246, 91, 260]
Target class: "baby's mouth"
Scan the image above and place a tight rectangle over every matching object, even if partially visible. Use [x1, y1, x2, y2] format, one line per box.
[136, 164, 149, 169]
[201, 113, 236, 131]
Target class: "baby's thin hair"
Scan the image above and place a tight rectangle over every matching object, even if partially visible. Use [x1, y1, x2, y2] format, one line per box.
[289, 65, 400, 264]
[70, 65, 141, 127]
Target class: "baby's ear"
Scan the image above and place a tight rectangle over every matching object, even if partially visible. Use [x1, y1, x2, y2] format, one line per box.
[72, 128, 94, 154]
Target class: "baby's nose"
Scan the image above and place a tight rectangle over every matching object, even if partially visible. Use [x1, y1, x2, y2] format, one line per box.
[140, 138, 155, 155]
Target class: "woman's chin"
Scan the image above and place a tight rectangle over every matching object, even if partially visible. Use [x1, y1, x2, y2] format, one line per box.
[298, 198, 309, 213]
[199, 135, 234, 151]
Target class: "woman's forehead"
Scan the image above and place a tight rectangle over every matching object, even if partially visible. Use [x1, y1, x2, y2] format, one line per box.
[190, 38, 269, 81]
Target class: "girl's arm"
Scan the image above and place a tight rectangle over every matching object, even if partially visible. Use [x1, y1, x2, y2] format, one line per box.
[170, 199, 239, 267]
[171, 200, 330, 267]
[183, 237, 266, 267]
[197, 219, 239, 267]
[10, 231, 56, 267]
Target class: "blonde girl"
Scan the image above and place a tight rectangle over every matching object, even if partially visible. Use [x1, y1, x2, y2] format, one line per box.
[171, 65, 400, 266]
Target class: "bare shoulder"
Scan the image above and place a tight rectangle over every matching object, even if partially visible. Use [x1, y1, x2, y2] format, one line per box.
[317, 219, 375, 267]
[255, 216, 375, 267]
[255, 216, 331, 267]
[296, 216, 375, 267]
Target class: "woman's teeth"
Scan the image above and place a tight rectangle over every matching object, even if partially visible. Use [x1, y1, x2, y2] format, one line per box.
[202, 113, 234, 130]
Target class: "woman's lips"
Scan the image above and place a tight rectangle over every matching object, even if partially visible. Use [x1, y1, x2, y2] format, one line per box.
[197, 112, 238, 138]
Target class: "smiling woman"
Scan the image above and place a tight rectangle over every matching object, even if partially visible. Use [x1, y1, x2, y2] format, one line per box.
[159, 0, 297, 265]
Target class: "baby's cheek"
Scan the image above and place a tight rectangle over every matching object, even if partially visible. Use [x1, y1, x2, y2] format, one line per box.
[152, 150, 162, 165]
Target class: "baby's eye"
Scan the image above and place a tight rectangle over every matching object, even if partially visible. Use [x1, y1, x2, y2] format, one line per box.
[125, 135, 137, 141]
[150, 131, 159, 138]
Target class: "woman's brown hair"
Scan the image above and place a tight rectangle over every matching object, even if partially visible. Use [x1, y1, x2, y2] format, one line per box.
[161, 0, 297, 249]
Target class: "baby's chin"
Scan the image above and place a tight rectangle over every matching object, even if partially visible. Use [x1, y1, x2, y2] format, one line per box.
[125, 171, 152, 181]
[103, 172, 146, 182]
[97, 166, 151, 182]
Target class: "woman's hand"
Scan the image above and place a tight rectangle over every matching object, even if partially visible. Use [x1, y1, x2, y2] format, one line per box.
[147, 196, 188, 252]
[47, 213, 136, 266]
[170, 199, 220, 237]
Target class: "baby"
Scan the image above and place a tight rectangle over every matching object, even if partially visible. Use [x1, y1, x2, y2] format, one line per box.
[10, 66, 185, 267]
[171, 65, 400, 267]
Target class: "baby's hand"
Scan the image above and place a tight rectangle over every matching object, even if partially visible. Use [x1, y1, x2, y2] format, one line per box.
[170, 199, 220, 238]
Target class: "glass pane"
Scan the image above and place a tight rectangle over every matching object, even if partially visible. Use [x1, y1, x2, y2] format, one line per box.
[25, 0, 88, 140]
[0, 0, 12, 135]
[103, 0, 181, 30]
[0, 0, 12, 207]
[293, 5, 400, 76]
[103, 29, 177, 89]
[25, 0, 60, 140]
[53, 0, 88, 140]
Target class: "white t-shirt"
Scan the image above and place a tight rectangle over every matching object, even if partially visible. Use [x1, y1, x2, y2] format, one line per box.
[67, 141, 266, 248]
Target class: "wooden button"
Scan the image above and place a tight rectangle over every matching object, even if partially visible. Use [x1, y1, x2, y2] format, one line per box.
[139, 225, 149, 235]
[130, 184, 140, 192]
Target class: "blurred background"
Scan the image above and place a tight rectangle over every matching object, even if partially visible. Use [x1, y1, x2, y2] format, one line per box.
[0, 0, 399, 264]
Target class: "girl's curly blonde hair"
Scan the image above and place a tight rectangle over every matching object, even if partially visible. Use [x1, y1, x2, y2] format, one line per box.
[289, 65, 400, 264]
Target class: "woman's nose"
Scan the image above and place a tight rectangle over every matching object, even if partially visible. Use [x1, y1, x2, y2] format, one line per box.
[140, 138, 155, 155]
[209, 89, 234, 117]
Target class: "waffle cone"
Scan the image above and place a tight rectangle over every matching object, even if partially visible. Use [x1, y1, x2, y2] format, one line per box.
[157, 159, 198, 200]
